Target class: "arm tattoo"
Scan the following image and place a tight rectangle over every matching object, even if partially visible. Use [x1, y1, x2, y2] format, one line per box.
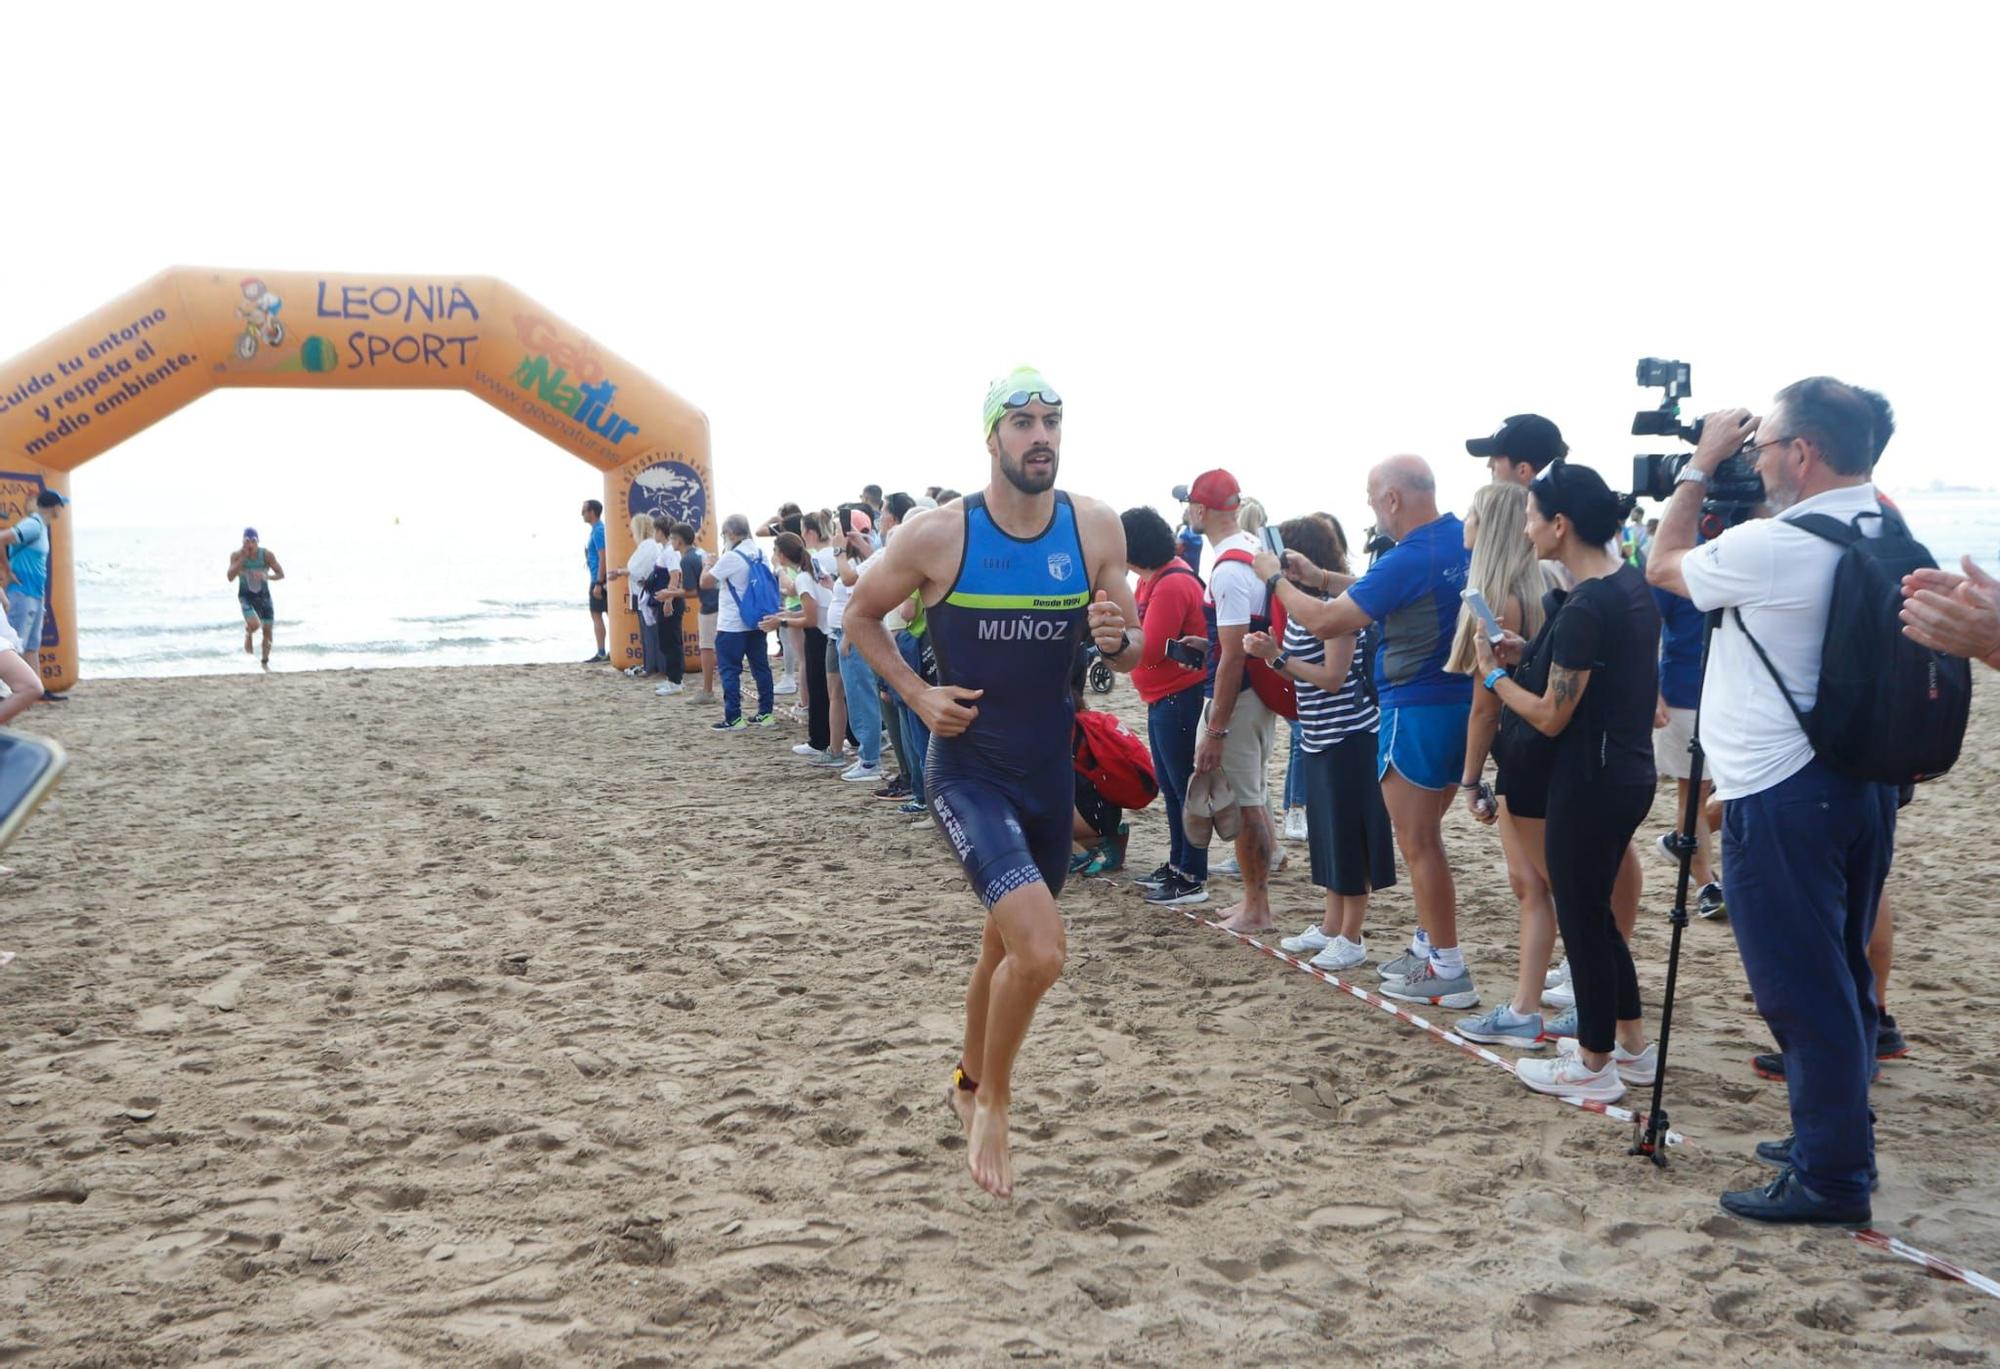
[1550, 664, 1578, 711]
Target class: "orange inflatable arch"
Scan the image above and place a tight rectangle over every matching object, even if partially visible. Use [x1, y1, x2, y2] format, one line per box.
[0, 268, 713, 690]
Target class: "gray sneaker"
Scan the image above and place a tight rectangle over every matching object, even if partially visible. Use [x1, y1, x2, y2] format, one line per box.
[1541, 1006, 1578, 1041]
[1456, 1003, 1545, 1047]
[1379, 960, 1479, 1010]
[1377, 945, 1431, 981]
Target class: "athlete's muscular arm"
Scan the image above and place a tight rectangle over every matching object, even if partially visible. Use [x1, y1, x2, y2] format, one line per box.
[1075, 498, 1142, 673]
[227, 550, 243, 582]
[264, 551, 285, 582]
[846, 509, 984, 737]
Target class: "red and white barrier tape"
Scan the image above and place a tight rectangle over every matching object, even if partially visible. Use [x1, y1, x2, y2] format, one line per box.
[1854, 1230, 2000, 1301]
[1162, 907, 1686, 1146]
[1157, 905, 2000, 1301]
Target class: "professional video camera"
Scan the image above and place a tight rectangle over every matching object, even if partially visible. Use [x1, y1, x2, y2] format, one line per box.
[1628, 358, 1765, 529]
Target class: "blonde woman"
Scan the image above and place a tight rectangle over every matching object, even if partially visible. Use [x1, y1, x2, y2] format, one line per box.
[607, 512, 665, 676]
[1444, 482, 1564, 1048]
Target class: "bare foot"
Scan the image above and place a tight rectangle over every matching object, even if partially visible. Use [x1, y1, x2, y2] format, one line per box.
[1217, 901, 1274, 935]
[243, 630, 254, 655]
[947, 1082, 975, 1132]
[966, 1096, 1013, 1197]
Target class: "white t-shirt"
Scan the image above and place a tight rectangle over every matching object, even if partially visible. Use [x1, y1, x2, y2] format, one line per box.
[713, 541, 759, 633]
[826, 552, 859, 632]
[1208, 531, 1265, 628]
[1679, 482, 1885, 801]
[808, 547, 837, 613]
[625, 541, 660, 606]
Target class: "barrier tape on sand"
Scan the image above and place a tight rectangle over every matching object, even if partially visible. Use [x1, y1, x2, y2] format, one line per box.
[1161, 908, 2000, 1302]
[1854, 1230, 2000, 1302]
[1162, 907, 1686, 1145]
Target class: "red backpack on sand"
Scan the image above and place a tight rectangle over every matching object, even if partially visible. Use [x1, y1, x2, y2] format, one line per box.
[1073, 711, 1159, 810]
[1212, 548, 1298, 720]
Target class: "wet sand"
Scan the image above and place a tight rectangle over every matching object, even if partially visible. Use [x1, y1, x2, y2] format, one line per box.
[0, 663, 1995, 1363]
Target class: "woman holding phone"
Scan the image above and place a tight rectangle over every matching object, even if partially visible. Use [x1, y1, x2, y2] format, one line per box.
[1253, 516, 1393, 971]
[1477, 461, 1662, 1102]
[1445, 483, 1561, 1047]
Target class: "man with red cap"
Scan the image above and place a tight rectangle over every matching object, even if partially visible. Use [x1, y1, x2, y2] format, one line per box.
[1181, 468, 1282, 934]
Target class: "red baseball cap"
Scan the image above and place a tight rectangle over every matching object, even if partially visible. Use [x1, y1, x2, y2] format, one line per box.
[1185, 469, 1241, 511]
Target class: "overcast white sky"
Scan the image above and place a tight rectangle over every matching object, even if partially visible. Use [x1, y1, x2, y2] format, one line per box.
[5, 2, 1995, 541]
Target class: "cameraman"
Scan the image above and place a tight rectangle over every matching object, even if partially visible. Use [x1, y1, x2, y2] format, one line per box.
[1647, 377, 1897, 1227]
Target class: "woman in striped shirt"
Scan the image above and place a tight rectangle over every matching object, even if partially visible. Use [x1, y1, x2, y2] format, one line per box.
[1248, 516, 1395, 973]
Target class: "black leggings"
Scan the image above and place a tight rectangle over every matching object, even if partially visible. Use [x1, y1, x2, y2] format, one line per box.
[1545, 780, 1652, 1054]
[804, 627, 831, 753]
[656, 610, 685, 683]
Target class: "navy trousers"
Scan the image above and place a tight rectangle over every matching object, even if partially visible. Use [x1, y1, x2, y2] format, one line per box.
[715, 628, 773, 724]
[1722, 758, 1896, 1206]
[1147, 686, 1208, 881]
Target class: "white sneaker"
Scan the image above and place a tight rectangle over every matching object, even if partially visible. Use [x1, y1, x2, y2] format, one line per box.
[1211, 854, 1240, 878]
[1544, 957, 1571, 991]
[1555, 1037, 1658, 1087]
[792, 743, 822, 757]
[840, 762, 883, 783]
[654, 682, 685, 696]
[1309, 936, 1367, 972]
[624, 665, 644, 677]
[775, 678, 798, 695]
[1542, 978, 1576, 1011]
[1516, 1052, 1626, 1102]
[1283, 808, 1309, 842]
[1280, 925, 1332, 955]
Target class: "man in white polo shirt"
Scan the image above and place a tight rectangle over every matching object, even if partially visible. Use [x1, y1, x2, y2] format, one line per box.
[1648, 376, 1898, 1228]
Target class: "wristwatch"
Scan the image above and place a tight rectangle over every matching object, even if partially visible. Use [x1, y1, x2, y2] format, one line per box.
[1481, 666, 1507, 692]
[1106, 631, 1134, 661]
[1272, 652, 1292, 674]
[1676, 465, 1710, 489]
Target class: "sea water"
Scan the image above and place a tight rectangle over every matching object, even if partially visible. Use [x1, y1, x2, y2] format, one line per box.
[59, 489, 2000, 680]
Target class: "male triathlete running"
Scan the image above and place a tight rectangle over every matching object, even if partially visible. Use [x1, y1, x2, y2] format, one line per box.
[847, 368, 1141, 1198]
[227, 528, 286, 669]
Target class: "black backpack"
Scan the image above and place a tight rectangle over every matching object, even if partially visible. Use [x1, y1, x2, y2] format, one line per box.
[1737, 506, 1971, 786]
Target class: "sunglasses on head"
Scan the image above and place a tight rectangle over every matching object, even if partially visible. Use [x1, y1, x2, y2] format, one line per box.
[1002, 389, 1062, 411]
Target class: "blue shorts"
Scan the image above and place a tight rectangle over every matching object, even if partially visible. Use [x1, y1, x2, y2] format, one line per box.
[927, 742, 1071, 910]
[1377, 702, 1469, 792]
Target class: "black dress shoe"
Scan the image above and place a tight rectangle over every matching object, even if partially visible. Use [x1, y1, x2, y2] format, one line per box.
[1753, 1135, 1879, 1190]
[1750, 1050, 1884, 1082]
[1721, 1166, 1871, 1226]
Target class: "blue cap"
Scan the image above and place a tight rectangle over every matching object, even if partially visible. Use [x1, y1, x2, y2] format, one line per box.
[35, 490, 67, 507]
[243, 527, 259, 540]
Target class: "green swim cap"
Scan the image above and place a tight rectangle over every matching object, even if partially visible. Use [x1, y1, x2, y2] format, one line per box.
[983, 367, 1062, 437]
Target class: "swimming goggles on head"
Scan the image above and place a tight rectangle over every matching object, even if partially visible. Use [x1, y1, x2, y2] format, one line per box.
[1000, 388, 1062, 410]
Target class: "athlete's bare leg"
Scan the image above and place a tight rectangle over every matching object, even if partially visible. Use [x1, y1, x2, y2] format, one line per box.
[243, 616, 257, 655]
[951, 917, 1004, 1133]
[961, 881, 1066, 1198]
[259, 621, 273, 670]
[1216, 805, 1276, 934]
[1382, 769, 1457, 950]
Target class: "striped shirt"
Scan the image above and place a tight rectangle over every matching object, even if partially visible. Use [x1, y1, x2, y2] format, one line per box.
[1284, 616, 1379, 752]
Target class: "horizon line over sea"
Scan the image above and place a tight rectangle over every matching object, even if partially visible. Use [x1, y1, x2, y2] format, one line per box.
[60, 488, 2000, 681]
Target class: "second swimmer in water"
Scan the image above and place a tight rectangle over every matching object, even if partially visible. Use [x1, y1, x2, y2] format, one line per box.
[845, 367, 1143, 1199]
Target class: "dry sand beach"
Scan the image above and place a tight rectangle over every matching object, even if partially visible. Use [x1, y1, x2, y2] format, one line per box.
[1, 663, 1996, 1364]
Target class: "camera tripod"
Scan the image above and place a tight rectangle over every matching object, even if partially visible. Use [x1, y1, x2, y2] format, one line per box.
[1630, 605, 1722, 1167]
